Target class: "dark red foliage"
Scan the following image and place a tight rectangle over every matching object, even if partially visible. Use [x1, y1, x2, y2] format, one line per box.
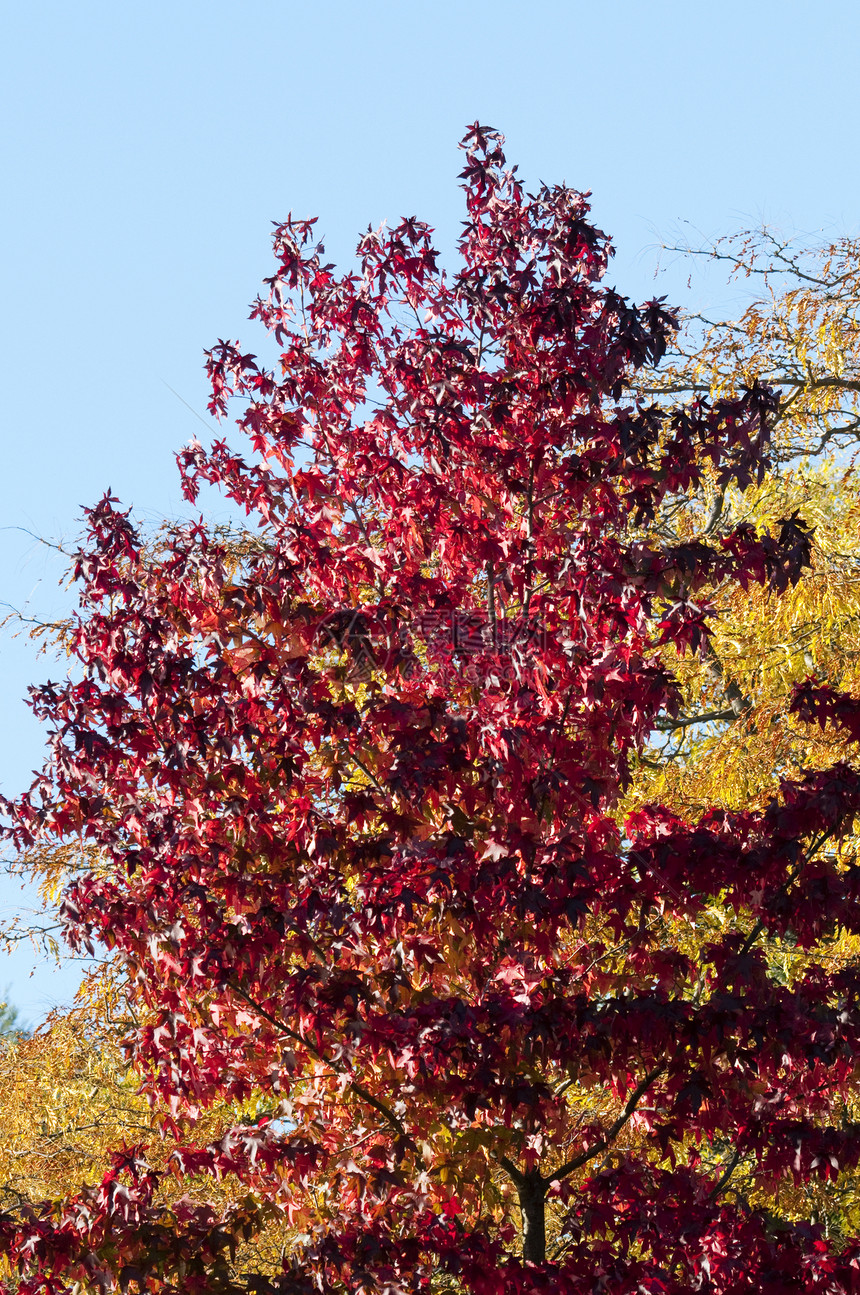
[4, 125, 860, 1293]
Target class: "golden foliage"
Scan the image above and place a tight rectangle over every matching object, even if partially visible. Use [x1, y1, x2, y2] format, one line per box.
[630, 465, 860, 817]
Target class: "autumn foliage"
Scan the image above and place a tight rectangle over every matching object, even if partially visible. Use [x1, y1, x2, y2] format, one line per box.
[5, 126, 860, 1292]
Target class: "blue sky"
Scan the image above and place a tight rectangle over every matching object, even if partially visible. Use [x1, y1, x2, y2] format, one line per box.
[2, 0, 859, 1023]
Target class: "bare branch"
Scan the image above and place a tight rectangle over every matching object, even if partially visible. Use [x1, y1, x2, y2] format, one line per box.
[656, 709, 738, 732]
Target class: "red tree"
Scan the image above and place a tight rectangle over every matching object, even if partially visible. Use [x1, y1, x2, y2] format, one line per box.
[5, 125, 860, 1292]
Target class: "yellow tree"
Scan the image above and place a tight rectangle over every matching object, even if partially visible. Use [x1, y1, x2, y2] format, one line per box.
[622, 228, 860, 1241]
[628, 225, 860, 813]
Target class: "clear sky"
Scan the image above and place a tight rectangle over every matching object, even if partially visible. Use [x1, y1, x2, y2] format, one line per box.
[3, 0, 859, 1023]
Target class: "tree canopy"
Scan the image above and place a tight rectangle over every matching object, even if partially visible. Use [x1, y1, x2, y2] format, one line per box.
[5, 126, 860, 1294]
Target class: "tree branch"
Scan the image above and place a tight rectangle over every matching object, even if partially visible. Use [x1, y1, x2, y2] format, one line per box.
[528, 1064, 666, 1188]
[656, 709, 738, 731]
[228, 981, 410, 1142]
[497, 1152, 524, 1188]
[707, 1145, 743, 1201]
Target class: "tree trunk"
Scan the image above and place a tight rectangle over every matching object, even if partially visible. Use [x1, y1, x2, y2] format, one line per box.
[517, 1171, 546, 1263]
